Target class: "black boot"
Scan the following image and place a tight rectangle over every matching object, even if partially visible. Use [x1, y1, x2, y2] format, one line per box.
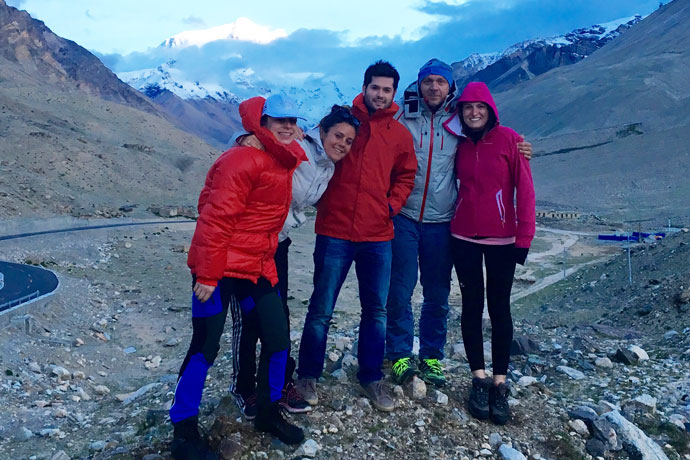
[171, 417, 218, 460]
[468, 376, 492, 420]
[254, 401, 305, 445]
[489, 382, 511, 425]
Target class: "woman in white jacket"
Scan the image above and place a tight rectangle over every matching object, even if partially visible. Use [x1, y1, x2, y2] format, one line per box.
[230, 105, 360, 416]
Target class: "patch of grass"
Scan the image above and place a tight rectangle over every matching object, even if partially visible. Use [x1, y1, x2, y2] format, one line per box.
[616, 123, 644, 138]
[637, 420, 690, 455]
[542, 431, 587, 460]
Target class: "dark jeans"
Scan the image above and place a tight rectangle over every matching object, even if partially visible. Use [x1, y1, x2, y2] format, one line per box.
[231, 238, 295, 399]
[170, 276, 289, 424]
[386, 215, 452, 361]
[297, 235, 392, 384]
[451, 238, 516, 375]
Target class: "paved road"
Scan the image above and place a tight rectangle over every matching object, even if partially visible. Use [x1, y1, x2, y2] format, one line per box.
[0, 260, 59, 313]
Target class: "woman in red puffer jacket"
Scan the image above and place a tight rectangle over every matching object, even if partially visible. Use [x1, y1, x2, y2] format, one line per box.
[170, 95, 308, 459]
[443, 82, 535, 426]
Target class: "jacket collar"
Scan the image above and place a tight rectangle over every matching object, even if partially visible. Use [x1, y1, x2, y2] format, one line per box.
[402, 80, 457, 119]
[304, 127, 334, 168]
[351, 93, 400, 123]
[239, 96, 307, 168]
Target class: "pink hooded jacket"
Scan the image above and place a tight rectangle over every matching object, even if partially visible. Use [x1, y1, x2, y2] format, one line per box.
[443, 82, 535, 248]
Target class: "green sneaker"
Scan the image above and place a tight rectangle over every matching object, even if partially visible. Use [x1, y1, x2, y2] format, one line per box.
[391, 357, 417, 385]
[419, 358, 446, 387]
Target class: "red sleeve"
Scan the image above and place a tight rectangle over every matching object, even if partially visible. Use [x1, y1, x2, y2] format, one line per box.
[387, 129, 417, 216]
[510, 133, 536, 248]
[191, 149, 262, 285]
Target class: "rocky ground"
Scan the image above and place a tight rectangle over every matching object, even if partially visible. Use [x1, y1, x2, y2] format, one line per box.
[0, 216, 688, 460]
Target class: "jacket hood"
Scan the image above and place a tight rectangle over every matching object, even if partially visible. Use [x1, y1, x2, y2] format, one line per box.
[456, 82, 499, 123]
[303, 126, 334, 167]
[402, 80, 456, 119]
[351, 93, 400, 122]
[239, 96, 307, 168]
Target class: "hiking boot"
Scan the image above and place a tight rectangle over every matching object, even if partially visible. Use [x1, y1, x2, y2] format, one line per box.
[468, 376, 492, 420]
[294, 377, 318, 406]
[361, 380, 395, 412]
[391, 357, 417, 385]
[419, 358, 446, 387]
[280, 381, 312, 413]
[254, 402, 305, 445]
[489, 382, 511, 425]
[171, 417, 218, 460]
[233, 392, 257, 420]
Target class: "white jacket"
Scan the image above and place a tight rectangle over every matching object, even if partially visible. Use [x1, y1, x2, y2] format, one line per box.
[279, 127, 335, 241]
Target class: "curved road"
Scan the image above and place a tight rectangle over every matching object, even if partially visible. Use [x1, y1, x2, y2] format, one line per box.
[0, 261, 59, 313]
[0, 219, 192, 314]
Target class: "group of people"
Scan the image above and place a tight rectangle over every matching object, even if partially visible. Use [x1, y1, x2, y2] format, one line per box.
[167, 58, 536, 459]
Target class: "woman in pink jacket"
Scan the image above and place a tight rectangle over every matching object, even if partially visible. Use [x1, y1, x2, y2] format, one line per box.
[443, 82, 535, 425]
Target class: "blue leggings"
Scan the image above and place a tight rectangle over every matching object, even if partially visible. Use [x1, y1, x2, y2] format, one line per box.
[169, 277, 289, 424]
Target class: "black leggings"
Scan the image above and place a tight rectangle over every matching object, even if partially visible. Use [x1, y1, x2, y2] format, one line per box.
[451, 238, 516, 375]
[233, 238, 295, 399]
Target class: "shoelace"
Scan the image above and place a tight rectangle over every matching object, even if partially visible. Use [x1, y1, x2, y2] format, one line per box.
[392, 357, 411, 374]
[474, 381, 490, 404]
[424, 359, 443, 374]
[286, 385, 304, 402]
[245, 393, 257, 407]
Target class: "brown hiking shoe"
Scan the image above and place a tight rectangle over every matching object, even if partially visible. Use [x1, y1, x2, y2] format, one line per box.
[294, 378, 318, 406]
[361, 380, 395, 412]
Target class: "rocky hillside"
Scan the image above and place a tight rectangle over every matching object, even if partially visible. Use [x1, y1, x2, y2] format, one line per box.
[494, 0, 690, 224]
[451, 15, 643, 92]
[0, 219, 688, 460]
[0, 0, 220, 218]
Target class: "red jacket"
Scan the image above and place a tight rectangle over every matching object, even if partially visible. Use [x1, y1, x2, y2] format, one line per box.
[315, 94, 417, 242]
[444, 82, 535, 248]
[187, 97, 306, 286]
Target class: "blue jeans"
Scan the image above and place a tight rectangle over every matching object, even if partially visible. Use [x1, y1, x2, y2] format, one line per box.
[386, 214, 452, 362]
[297, 235, 392, 384]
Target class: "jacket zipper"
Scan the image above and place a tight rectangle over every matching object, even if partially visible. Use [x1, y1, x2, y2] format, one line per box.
[418, 113, 435, 221]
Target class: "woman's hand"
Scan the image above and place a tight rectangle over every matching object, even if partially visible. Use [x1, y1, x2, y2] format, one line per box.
[517, 135, 533, 160]
[238, 134, 265, 151]
[193, 282, 216, 303]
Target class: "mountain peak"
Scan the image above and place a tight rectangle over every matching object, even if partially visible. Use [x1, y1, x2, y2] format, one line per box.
[160, 17, 288, 48]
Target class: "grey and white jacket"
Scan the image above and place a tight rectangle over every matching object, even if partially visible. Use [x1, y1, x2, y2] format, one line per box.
[395, 81, 459, 223]
[281, 127, 335, 241]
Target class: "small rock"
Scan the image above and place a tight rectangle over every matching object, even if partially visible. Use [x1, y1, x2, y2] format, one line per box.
[435, 390, 448, 405]
[568, 406, 598, 430]
[164, 337, 181, 347]
[53, 408, 68, 418]
[452, 343, 467, 360]
[295, 439, 321, 458]
[404, 376, 427, 400]
[72, 371, 86, 380]
[568, 419, 590, 436]
[73, 338, 84, 347]
[50, 451, 70, 460]
[664, 330, 678, 340]
[498, 444, 527, 460]
[335, 337, 351, 351]
[123, 347, 137, 354]
[636, 305, 653, 316]
[594, 357, 613, 368]
[585, 438, 607, 457]
[510, 336, 541, 356]
[90, 441, 106, 451]
[34, 399, 50, 408]
[13, 426, 34, 442]
[328, 351, 340, 362]
[612, 349, 638, 365]
[518, 376, 537, 387]
[557, 365, 585, 380]
[330, 369, 348, 383]
[489, 432, 502, 449]
[93, 385, 110, 395]
[51, 366, 71, 381]
[290, 331, 301, 342]
[628, 345, 649, 361]
[75, 387, 91, 401]
[29, 362, 41, 373]
[218, 437, 242, 459]
[392, 385, 404, 399]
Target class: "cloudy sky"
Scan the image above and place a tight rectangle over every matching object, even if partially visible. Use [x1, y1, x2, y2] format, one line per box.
[6, 0, 662, 100]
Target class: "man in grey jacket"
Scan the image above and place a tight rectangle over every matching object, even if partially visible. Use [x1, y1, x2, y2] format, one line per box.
[386, 59, 531, 387]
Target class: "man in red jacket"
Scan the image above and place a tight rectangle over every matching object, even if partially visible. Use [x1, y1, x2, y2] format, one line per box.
[295, 61, 417, 412]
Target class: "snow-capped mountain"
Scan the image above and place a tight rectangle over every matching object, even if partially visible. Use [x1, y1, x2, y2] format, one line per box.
[160, 17, 287, 48]
[452, 14, 644, 91]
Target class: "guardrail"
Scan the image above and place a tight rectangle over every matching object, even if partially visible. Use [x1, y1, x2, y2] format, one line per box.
[0, 290, 40, 313]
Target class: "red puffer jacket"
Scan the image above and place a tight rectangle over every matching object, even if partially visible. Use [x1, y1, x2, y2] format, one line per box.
[315, 94, 417, 242]
[187, 97, 306, 286]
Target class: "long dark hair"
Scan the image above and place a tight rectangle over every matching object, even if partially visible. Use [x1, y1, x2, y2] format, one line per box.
[319, 105, 360, 134]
